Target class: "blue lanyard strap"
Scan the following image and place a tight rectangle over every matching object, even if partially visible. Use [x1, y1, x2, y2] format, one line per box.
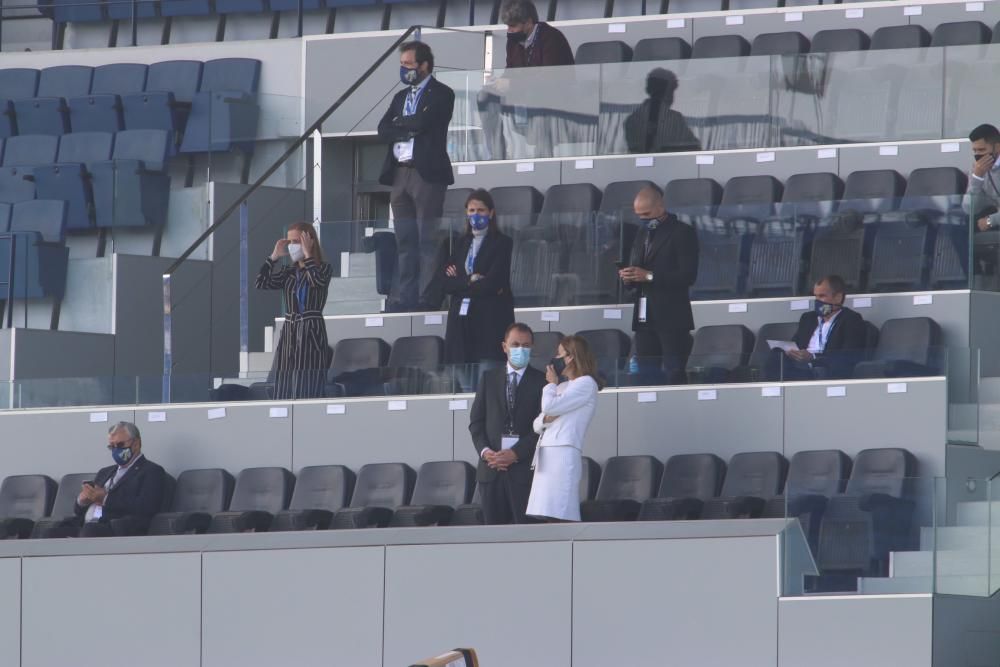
[404, 84, 426, 116]
[295, 270, 308, 313]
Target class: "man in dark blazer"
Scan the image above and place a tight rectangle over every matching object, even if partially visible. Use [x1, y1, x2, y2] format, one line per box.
[469, 322, 546, 524]
[765, 274, 868, 381]
[73, 421, 167, 537]
[619, 185, 699, 384]
[377, 41, 455, 311]
[501, 0, 575, 68]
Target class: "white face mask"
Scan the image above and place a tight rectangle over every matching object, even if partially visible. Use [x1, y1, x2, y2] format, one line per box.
[287, 243, 305, 263]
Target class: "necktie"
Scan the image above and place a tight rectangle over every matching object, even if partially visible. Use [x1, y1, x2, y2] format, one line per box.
[507, 371, 517, 416]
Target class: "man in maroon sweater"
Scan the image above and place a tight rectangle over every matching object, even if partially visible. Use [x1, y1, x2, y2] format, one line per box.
[500, 0, 574, 68]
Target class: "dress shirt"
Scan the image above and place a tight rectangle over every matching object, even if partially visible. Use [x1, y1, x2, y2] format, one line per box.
[85, 454, 144, 522]
[393, 75, 433, 164]
[806, 310, 842, 355]
[481, 363, 528, 459]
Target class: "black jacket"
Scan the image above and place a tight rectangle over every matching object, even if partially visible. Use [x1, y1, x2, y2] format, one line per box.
[505, 22, 575, 68]
[73, 455, 167, 535]
[469, 364, 546, 484]
[377, 76, 455, 187]
[791, 307, 868, 379]
[626, 215, 699, 332]
[442, 231, 515, 364]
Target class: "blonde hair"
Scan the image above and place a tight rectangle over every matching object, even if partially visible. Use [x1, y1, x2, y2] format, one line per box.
[287, 222, 324, 263]
[558, 335, 605, 390]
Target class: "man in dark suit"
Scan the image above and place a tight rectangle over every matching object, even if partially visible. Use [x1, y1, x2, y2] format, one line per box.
[469, 322, 546, 524]
[619, 185, 699, 384]
[765, 274, 868, 381]
[73, 421, 167, 537]
[377, 41, 455, 311]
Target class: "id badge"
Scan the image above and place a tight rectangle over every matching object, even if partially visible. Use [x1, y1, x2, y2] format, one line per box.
[638, 297, 648, 323]
[459, 297, 471, 317]
[93, 505, 103, 520]
[501, 435, 518, 450]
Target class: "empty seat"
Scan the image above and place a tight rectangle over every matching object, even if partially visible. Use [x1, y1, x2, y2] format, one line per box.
[751, 31, 810, 56]
[665, 177, 723, 221]
[271, 465, 356, 531]
[511, 238, 557, 307]
[325, 337, 391, 397]
[207, 467, 295, 533]
[575, 40, 633, 65]
[776, 172, 845, 221]
[31, 472, 99, 538]
[871, 25, 931, 51]
[2, 200, 71, 300]
[215, 0, 267, 14]
[732, 321, 800, 381]
[0, 165, 34, 203]
[382, 335, 444, 395]
[576, 328, 630, 385]
[539, 183, 602, 226]
[148, 469, 235, 535]
[2, 134, 59, 167]
[841, 169, 905, 214]
[89, 129, 171, 228]
[0, 69, 39, 138]
[668, 0, 724, 11]
[390, 461, 475, 527]
[107, 0, 158, 19]
[600, 180, 655, 225]
[13, 66, 93, 136]
[686, 324, 755, 383]
[450, 487, 484, 526]
[717, 175, 783, 222]
[580, 456, 602, 502]
[0, 474, 57, 538]
[331, 463, 416, 529]
[931, 21, 991, 47]
[899, 166, 967, 217]
[122, 60, 204, 144]
[529, 330, 564, 373]
[853, 317, 943, 378]
[580, 455, 663, 522]
[33, 131, 114, 230]
[180, 58, 261, 154]
[700, 452, 789, 519]
[638, 454, 725, 521]
[692, 35, 751, 59]
[633, 37, 692, 62]
[811, 29, 870, 54]
[763, 449, 851, 551]
[68, 63, 149, 133]
[488, 186, 543, 230]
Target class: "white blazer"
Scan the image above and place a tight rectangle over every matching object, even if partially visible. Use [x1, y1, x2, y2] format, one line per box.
[532, 375, 599, 451]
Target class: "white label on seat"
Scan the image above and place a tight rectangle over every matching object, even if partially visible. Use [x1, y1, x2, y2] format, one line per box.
[449, 399, 468, 411]
[608, 23, 626, 33]
[541, 311, 560, 322]
[515, 162, 535, 173]
[904, 6, 922, 16]
[790, 299, 810, 311]
[207, 407, 227, 420]
[756, 152, 775, 163]
[364, 317, 384, 328]
[913, 294, 933, 305]
[457, 164, 476, 175]
[147, 411, 166, 423]
[603, 308, 623, 320]
[89, 412, 108, 423]
[845, 8, 864, 18]
[695, 154, 715, 165]
[725, 15, 744, 25]
[574, 159, 594, 170]
[364, 227, 374, 237]
[728, 303, 748, 313]
[761, 386, 782, 398]
[637, 392, 657, 403]
[967, 2, 985, 13]
[817, 148, 837, 159]
[826, 386, 846, 398]
[667, 18, 685, 29]
[698, 389, 718, 401]
[879, 145, 899, 156]
[326, 404, 346, 415]
[635, 156, 655, 168]
[852, 297, 872, 309]
[423, 314, 443, 326]
[388, 401, 407, 411]
[888, 383, 908, 394]
[269, 407, 288, 419]
[784, 11, 803, 22]
[941, 142, 961, 153]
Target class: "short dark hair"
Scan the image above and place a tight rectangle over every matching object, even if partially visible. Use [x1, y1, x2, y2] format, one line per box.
[400, 41, 434, 72]
[970, 123, 1000, 143]
[816, 274, 847, 296]
[504, 322, 534, 342]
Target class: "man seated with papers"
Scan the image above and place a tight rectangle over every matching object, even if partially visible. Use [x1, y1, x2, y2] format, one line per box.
[764, 275, 868, 381]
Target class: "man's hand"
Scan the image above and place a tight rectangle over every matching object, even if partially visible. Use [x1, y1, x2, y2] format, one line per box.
[490, 450, 518, 471]
[445, 264, 458, 277]
[974, 153, 996, 178]
[89, 487, 107, 505]
[786, 349, 814, 363]
[619, 266, 651, 284]
[979, 216, 993, 232]
[77, 483, 95, 506]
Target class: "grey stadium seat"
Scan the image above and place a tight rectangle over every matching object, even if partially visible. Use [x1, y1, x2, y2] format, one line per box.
[383, 335, 444, 395]
[664, 177, 723, 222]
[33, 131, 114, 230]
[700, 452, 789, 519]
[271, 465, 357, 531]
[539, 183, 602, 227]
[89, 129, 171, 228]
[931, 21, 991, 47]
[488, 185, 543, 230]
[763, 449, 851, 551]
[810, 29, 870, 54]
[871, 25, 931, 51]
[576, 328, 630, 385]
[325, 337, 391, 397]
[207, 467, 295, 533]
[716, 175, 784, 222]
[638, 453, 725, 521]
[685, 324, 755, 384]
[853, 317, 943, 378]
[580, 456, 602, 502]
[751, 32, 810, 56]
[147, 468, 235, 535]
[898, 166, 967, 218]
[2, 134, 59, 166]
[330, 463, 416, 529]
[0, 68, 39, 138]
[450, 487, 484, 526]
[600, 180, 656, 225]
[68, 63, 148, 133]
[633, 37, 692, 62]
[390, 461, 475, 527]
[692, 35, 751, 59]
[575, 40, 633, 65]
[731, 321, 800, 382]
[668, 0, 724, 12]
[0, 475, 57, 538]
[580, 455, 663, 522]
[529, 330, 564, 373]
[31, 472, 101, 539]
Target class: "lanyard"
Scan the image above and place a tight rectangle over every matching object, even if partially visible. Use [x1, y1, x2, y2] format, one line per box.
[817, 316, 836, 350]
[295, 270, 308, 313]
[466, 238, 481, 274]
[404, 84, 427, 117]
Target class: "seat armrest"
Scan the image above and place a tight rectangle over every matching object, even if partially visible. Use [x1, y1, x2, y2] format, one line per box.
[858, 493, 913, 513]
[729, 496, 766, 518]
[786, 494, 829, 516]
[1, 517, 36, 539]
[237, 510, 275, 532]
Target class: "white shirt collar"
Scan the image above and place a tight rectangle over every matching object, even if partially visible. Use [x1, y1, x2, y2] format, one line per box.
[525, 23, 540, 48]
[410, 74, 432, 95]
[506, 362, 527, 380]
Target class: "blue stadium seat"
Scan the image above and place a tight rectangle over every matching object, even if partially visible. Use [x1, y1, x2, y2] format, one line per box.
[122, 60, 203, 150]
[0, 166, 36, 203]
[215, 0, 267, 13]
[159, 0, 212, 16]
[90, 129, 170, 228]
[0, 203, 9, 230]
[268, 0, 323, 11]
[180, 58, 261, 154]
[51, 0, 104, 22]
[0, 200, 70, 299]
[1, 134, 59, 166]
[13, 66, 93, 137]
[34, 132, 115, 230]
[0, 69, 39, 139]
[107, 0, 158, 19]
[68, 63, 148, 133]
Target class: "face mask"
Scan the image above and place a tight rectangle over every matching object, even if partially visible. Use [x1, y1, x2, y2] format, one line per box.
[287, 243, 305, 263]
[468, 214, 490, 232]
[508, 346, 531, 369]
[111, 445, 133, 466]
[550, 356, 567, 378]
[400, 66, 421, 86]
[814, 300, 838, 318]
[508, 30, 528, 44]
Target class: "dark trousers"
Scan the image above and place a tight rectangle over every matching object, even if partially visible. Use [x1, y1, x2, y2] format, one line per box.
[389, 165, 447, 309]
[633, 326, 693, 385]
[764, 348, 819, 382]
[479, 470, 531, 525]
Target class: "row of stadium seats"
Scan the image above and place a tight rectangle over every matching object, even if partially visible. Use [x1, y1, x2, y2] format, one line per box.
[0, 200, 69, 299]
[0, 59, 261, 155]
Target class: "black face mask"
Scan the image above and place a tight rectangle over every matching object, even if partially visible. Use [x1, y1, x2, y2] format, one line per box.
[508, 30, 528, 44]
[550, 356, 567, 378]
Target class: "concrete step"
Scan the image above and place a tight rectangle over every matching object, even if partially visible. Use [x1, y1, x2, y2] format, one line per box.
[343, 252, 376, 278]
[920, 526, 1000, 551]
[246, 352, 273, 374]
[324, 299, 384, 316]
[856, 575, 983, 595]
[891, 550, 1000, 584]
[957, 500, 1000, 526]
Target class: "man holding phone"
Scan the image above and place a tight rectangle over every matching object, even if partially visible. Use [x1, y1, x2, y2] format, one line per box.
[968, 123, 1000, 231]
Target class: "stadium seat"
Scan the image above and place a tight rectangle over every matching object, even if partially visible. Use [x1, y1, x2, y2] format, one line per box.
[931, 21, 991, 47]
[898, 166, 967, 218]
[853, 317, 943, 378]
[2, 199, 70, 299]
[763, 449, 851, 551]
[89, 129, 171, 228]
[810, 28, 871, 53]
[538, 183, 602, 228]
[30, 472, 95, 538]
[575, 40, 633, 65]
[576, 328, 630, 385]
[0, 69, 40, 138]
[750, 31, 810, 56]
[1, 134, 59, 167]
[665, 177, 722, 223]
[325, 337, 391, 397]
[271, 465, 356, 531]
[0, 474, 57, 538]
[716, 175, 783, 223]
[330, 462, 416, 529]
[390, 461, 475, 527]
[160, 0, 213, 17]
[107, 0, 158, 19]
[382, 334, 444, 395]
[0, 165, 35, 204]
[580, 455, 663, 522]
[729, 0, 781, 8]
[871, 25, 931, 51]
[511, 238, 557, 307]
[0, 204, 9, 231]
[685, 324, 755, 383]
[179, 58, 262, 154]
[13, 66, 93, 136]
[692, 35, 751, 59]
[50, 0, 104, 22]
[731, 321, 800, 382]
[700, 452, 788, 519]
[450, 487, 484, 526]
[488, 185, 542, 230]
[668, 0, 724, 12]
[528, 330, 564, 373]
[638, 453, 725, 521]
[207, 467, 295, 533]
[633, 37, 691, 62]
[599, 180, 655, 224]
[122, 60, 204, 148]
[841, 169, 906, 217]
[580, 456, 601, 502]
[68, 63, 149, 133]
[33, 131, 115, 230]
[147, 468, 235, 535]
[542, 183, 611, 305]
[215, 0, 268, 14]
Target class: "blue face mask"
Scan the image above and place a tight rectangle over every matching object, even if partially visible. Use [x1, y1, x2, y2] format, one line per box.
[469, 214, 490, 232]
[509, 346, 531, 369]
[639, 216, 660, 230]
[111, 445, 134, 466]
[815, 300, 838, 318]
[400, 66, 420, 86]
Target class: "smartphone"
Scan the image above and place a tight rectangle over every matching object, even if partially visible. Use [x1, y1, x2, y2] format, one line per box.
[82, 481, 95, 487]
[615, 261, 626, 270]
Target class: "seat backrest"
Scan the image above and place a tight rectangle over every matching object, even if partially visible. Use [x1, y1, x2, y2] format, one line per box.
[904, 167, 967, 197]
[0, 68, 40, 100]
[0, 203, 10, 233]
[170, 468, 236, 513]
[720, 452, 789, 498]
[55, 131, 114, 164]
[633, 37, 691, 62]
[36, 65, 93, 98]
[576, 328, 630, 363]
[145, 60, 203, 102]
[687, 324, 754, 371]
[718, 175, 783, 219]
[784, 449, 851, 497]
[331, 337, 390, 375]
[842, 169, 905, 213]
[669, 0, 724, 12]
[200, 58, 261, 93]
[489, 185, 543, 229]
[387, 335, 444, 370]
[11, 200, 67, 244]
[692, 34, 751, 59]
[410, 461, 475, 507]
[778, 172, 844, 219]
[529, 330, 564, 372]
[600, 180, 656, 221]
[871, 25, 931, 50]
[540, 183, 602, 219]
[91, 63, 148, 95]
[51, 472, 94, 518]
[350, 463, 416, 508]
[229, 467, 295, 513]
[288, 465, 356, 512]
[658, 453, 725, 500]
[931, 21, 991, 47]
[748, 321, 799, 368]
[580, 456, 602, 502]
[665, 178, 723, 217]
[844, 448, 916, 497]
[575, 40, 633, 65]
[112, 129, 170, 171]
[442, 187, 474, 218]
[0, 474, 57, 519]
[594, 455, 663, 502]
[3, 134, 59, 167]
[751, 31, 810, 56]
[811, 28, 870, 53]
[873, 317, 942, 366]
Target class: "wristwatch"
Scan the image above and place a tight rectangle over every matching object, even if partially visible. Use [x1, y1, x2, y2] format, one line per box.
[646, 272, 654, 282]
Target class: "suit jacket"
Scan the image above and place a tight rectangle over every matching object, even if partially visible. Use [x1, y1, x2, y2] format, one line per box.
[442, 231, 515, 364]
[791, 307, 868, 379]
[532, 375, 599, 451]
[377, 76, 455, 187]
[506, 22, 575, 68]
[627, 215, 699, 332]
[73, 455, 167, 534]
[966, 169, 1000, 228]
[469, 364, 546, 483]
[624, 103, 700, 154]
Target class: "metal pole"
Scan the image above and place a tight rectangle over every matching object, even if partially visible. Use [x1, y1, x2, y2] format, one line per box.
[296, 0, 303, 38]
[5, 234, 14, 329]
[239, 201, 249, 375]
[130, 0, 138, 46]
[312, 129, 323, 224]
[161, 273, 172, 403]
[468, 0, 473, 25]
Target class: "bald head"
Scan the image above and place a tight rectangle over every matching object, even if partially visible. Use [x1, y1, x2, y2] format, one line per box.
[633, 185, 666, 221]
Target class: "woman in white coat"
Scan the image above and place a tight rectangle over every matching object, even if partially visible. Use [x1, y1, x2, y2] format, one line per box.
[527, 335, 604, 522]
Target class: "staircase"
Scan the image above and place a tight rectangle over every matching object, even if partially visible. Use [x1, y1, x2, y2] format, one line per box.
[324, 252, 383, 316]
